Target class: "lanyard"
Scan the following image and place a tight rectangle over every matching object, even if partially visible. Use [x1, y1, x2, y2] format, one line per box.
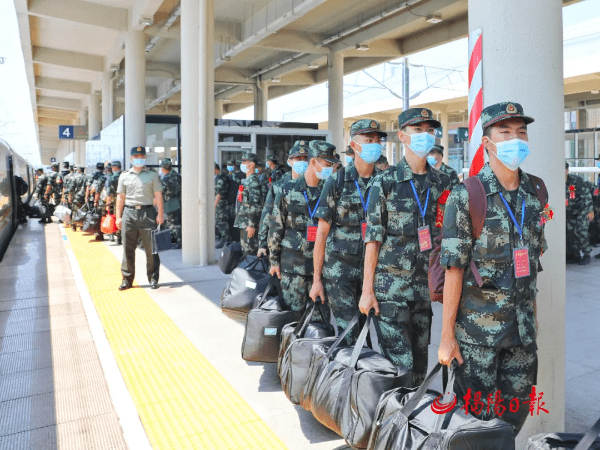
[303, 191, 320, 221]
[499, 192, 525, 241]
[409, 180, 430, 222]
[354, 180, 370, 215]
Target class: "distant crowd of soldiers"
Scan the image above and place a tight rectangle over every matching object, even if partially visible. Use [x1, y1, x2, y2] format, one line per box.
[33, 159, 182, 247]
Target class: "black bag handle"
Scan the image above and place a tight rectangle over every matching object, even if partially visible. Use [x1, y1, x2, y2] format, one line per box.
[325, 313, 361, 359]
[574, 416, 600, 450]
[401, 363, 449, 419]
[293, 300, 319, 337]
[256, 275, 283, 308]
[245, 255, 268, 272]
[348, 312, 387, 369]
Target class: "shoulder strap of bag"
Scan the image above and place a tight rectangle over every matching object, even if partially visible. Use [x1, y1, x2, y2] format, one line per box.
[574, 416, 600, 450]
[463, 176, 487, 287]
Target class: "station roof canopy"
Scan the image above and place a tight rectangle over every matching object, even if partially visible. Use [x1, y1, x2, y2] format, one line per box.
[14, 0, 587, 159]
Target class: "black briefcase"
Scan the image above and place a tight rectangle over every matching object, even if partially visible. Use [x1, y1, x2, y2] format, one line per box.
[217, 241, 243, 274]
[527, 417, 600, 450]
[151, 225, 173, 254]
[221, 257, 271, 322]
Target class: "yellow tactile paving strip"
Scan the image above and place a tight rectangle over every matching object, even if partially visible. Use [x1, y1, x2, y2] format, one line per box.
[64, 229, 287, 450]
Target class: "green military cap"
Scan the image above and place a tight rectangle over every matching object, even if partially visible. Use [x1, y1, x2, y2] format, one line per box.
[342, 144, 354, 155]
[481, 102, 534, 130]
[350, 119, 387, 138]
[431, 144, 444, 154]
[241, 152, 260, 163]
[308, 140, 339, 163]
[130, 146, 146, 156]
[62, 161, 70, 168]
[96, 162, 104, 170]
[376, 154, 388, 165]
[215, 162, 220, 170]
[51, 162, 59, 169]
[36, 167, 44, 172]
[267, 155, 278, 163]
[112, 160, 122, 168]
[76, 165, 85, 171]
[161, 158, 172, 168]
[398, 107, 441, 129]
[226, 159, 236, 166]
[289, 140, 310, 158]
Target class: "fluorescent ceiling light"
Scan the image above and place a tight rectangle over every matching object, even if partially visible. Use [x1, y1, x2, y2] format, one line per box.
[308, 63, 319, 69]
[426, 14, 442, 24]
[356, 44, 369, 51]
[271, 77, 281, 83]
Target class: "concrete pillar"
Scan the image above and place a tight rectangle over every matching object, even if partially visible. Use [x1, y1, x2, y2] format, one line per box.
[215, 99, 224, 119]
[440, 112, 449, 165]
[125, 28, 146, 151]
[89, 91, 101, 138]
[386, 120, 394, 164]
[254, 80, 267, 121]
[328, 52, 344, 149]
[469, 1, 565, 445]
[102, 71, 114, 127]
[78, 106, 87, 166]
[181, 0, 201, 264]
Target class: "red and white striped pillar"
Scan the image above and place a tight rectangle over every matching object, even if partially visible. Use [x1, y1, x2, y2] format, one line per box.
[467, 28, 484, 177]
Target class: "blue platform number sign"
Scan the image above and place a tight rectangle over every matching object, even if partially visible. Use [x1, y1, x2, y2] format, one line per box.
[59, 125, 74, 140]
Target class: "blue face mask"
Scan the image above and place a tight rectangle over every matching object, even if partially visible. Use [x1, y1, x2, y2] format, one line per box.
[292, 161, 308, 175]
[240, 163, 249, 173]
[408, 132, 436, 157]
[490, 138, 529, 171]
[345, 155, 353, 164]
[356, 143, 382, 164]
[316, 161, 333, 180]
[426, 156, 438, 167]
[227, 165, 234, 172]
[132, 158, 146, 167]
[255, 168, 259, 174]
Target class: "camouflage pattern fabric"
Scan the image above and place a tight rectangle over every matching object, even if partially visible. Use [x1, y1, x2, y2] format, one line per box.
[323, 278, 361, 345]
[268, 175, 323, 277]
[47, 171, 63, 203]
[233, 170, 245, 184]
[86, 171, 105, 202]
[269, 165, 288, 185]
[586, 180, 600, 244]
[280, 272, 312, 315]
[258, 172, 293, 250]
[162, 170, 182, 244]
[439, 163, 460, 189]
[454, 340, 537, 435]
[258, 172, 270, 203]
[365, 157, 452, 384]
[215, 172, 231, 245]
[34, 174, 48, 198]
[234, 173, 264, 255]
[71, 172, 87, 204]
[441, 164, 547, 348]
[566, 174, 592, 257]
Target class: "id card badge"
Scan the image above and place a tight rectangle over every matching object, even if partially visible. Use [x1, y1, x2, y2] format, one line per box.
[513, 247, 530, 278]
[418, 226, 432, 252]
[565, 198, 569, 207]
[306, 225, 318, 242]
[361, 221, 367, 241]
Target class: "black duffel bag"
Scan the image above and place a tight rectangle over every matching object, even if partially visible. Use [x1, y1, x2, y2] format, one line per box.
[241, 276, 301, 363]
[72, 203, 89, 224]
[217, 241, 243, 274]
[278, 298, 338, 404]
[82, 208, 101, 232]
[304, 312, 412, 449]
[221, 257, 271, 322]
[28, 199, 42, 218]
[367, 362, 515, 450]
[527, 416, 600, 450]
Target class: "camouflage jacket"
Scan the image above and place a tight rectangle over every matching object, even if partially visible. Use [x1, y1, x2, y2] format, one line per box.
[441, 164, 548, 348]
[269, 175, 324, 276]
[365, 158, 452, 279]
[439, 163, 460, 189]
[71, 173, 87, 204]
[106, 171, 122, 197]
[233, 170, 245, 184]
[161, 170, 181, 202]
[258, 172, 293, 249]
[269, 165, 288, 185]
[91, 173, 107, 195]
[35, 174, 48, 197]
[566, 173, 592, 217]
[258, 172, 270, 201]
[214, 172, 229, 207]
[47, 171, 62, 200]
[86, 171, 104, 201]
[315, 163, 376, 281]
[234, 173, 264, 229]
[62, 172, 75, 196]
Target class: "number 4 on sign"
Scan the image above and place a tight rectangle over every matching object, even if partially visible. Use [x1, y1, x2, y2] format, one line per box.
[62, 128, 71, 138]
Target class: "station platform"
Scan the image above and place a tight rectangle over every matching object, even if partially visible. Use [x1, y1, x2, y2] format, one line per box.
[1, 219, 599, 449]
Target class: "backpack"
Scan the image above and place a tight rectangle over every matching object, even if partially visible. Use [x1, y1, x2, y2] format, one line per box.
[225, 174, 240, 205]
[428, 173, 547, 303]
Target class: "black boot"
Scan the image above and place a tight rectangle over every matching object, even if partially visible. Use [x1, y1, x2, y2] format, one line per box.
[579, 254, 591, 266]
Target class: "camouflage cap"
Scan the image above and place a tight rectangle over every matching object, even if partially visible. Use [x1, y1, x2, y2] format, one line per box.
[430, 144, 444, 154]
[51, 162, 59, 169]
[215, 162, 220, 170]
[226, 159, 236, 166]
[36, 167, 44, 172]
[76, 165, 85, 171]
[130, 146, 146, 156]
[240, 152, 260, 164]
[62, 161, 70, 168]
[398, 107, 441, 129]
[308, 140, 339, 163]
[105, 163, 112, 168]
[266, 155, 278, 163]
[350, 119, 388, 138]
[288, 140, 310, 158]
[96, 162, 104, 170]
[481, 102, 534, 130]
[161, 158, 172, 168]
[342, 145, 354, 155]
[111, 160, 122, 168]
[376, 155, 388, 165]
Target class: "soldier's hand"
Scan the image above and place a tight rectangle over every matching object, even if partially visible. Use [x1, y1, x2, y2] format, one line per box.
[438, 336, 464, 367]
[247, 226, 256, 238]
[309, 279, 325, 303]
[588, 211, 595, 222]
[257, 248, 267, 257]
[269, 265, 281, 279]
[358, 291, 380, 316]
[116, 218, 122, 230]
[156, 213, 164, 225]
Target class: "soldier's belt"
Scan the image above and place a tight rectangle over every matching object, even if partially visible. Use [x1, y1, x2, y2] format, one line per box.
[125, 205, 154, 210]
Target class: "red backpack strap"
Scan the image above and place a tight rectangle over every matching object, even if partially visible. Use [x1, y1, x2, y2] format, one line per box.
[462, 176, 487, 287]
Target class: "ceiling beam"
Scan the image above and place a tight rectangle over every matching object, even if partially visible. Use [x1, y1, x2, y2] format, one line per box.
[28, 0, 128, 31]
[37, 107, 79, 119]
[145, 20, 242, 44]
[399, 15, 468, 56]
[35, 77, 91, 95]
[38, 117, 76, 126]
[130, 0, 163, 30]
[214, 67, 253, 84]
[255, 31, 329, 54]
[33, 47, 104, 72]
[37, 96, 82, 110]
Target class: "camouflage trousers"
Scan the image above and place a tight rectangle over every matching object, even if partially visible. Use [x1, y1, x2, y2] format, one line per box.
[216, 203, 232, 244]
[165, 209, 182, 244]
[239, 228, 258, 256]
[324, 278, 361, 344]
[454, 341, 538, 435]
[281, 272, 327, 322]
[567, 214, 591, 257]
[228, 205, 240, 242]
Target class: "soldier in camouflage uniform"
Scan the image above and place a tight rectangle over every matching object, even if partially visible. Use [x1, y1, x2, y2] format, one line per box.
[265, 155, 288, 186]
[310, 120, 387, 342]
[161, 158, 182, 248]
[565, 162, 593, 265]
[256, 161, 270, 201]
[46, 163, 63, 220]
[269, 141, 338, 314]
[226, 159, 241, 242]
[34, 168, 51, 223]
[234, 153, 264, 255]
[439, 102, 547, 434]
[69, 165, 87, 231]
[257, 142, 308, 257]
[428, 145, 460, 189]
[214, 163, 232, 248]
[375, 154, 390, 173]
[362, 108, 452, 386]
[61, 165, 75, 225]
[105, 161, 123, 244]
[588, 178, 600, 249]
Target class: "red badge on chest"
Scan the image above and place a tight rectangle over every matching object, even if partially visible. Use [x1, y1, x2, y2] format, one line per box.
[361, 221, 367, 241]
[418, 226, 432, 252]
[569, 185, 576, 200]
[514, 247, 530, 278]
[306, 225, 318, 242]
[237, 185, 244, 203]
